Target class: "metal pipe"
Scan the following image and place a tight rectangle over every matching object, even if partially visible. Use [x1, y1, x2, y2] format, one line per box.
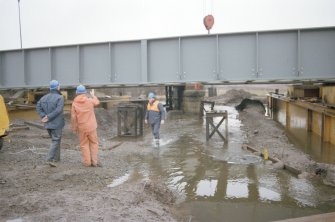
[17, 0, 22, 49]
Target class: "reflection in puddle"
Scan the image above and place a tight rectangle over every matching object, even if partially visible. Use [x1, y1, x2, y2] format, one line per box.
[259, 187, 281, 202]
[226, 179, 249, 199]
[167, 170, 187, 193]
[196, 179, 218, 197]
[107, 172, 130, 188]
[169, 175, 184, 186]
[259, 174, 281, 202]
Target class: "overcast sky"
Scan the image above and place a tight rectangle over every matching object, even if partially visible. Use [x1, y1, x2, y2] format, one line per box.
[0, 0, 334, 50]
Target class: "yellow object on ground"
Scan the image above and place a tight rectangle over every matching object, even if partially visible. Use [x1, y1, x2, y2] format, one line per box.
[0, 95, 10, 149]
[263, 147, 269, 160]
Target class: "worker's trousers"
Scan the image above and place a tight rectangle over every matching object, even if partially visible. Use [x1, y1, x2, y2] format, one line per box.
[47, 128, 62, 162]
[150, 121, 161, 139]
[78, 129, 99, 166]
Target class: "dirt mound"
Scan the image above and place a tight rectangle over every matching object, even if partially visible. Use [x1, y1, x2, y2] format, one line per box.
[235, 98, 266, 114]
[208, 89, 255, 105]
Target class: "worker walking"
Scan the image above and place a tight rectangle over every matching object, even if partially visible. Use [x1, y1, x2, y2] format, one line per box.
[71, 85, 101, 167]
[36, 80, 65, 167]
[145, 92, 166, 144]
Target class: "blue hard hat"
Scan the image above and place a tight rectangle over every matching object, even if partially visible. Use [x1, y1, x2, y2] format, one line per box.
[148, 92, 156, 99]
[50, 80, 59, 90]
[76, 85, 87, 94]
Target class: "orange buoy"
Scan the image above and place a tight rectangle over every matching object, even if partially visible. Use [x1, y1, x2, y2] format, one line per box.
[203, 14, 214, 34]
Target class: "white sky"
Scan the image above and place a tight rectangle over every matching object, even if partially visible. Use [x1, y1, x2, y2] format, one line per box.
[0, 0, 334, 50]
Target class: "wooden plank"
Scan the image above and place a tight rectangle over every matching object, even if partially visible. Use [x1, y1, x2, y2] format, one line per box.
[243, 144, 301, 175]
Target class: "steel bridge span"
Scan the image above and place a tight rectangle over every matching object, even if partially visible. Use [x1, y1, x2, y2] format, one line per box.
[0, 27, 334, 90]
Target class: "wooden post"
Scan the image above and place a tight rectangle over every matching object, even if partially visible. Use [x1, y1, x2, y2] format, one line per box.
[205, 110, 228, 141]
[321, 112, 325, 143]
[200, 100, 215, 118]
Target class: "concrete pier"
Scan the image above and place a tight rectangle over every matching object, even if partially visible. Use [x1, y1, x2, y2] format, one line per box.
[182, 83, 205, 114]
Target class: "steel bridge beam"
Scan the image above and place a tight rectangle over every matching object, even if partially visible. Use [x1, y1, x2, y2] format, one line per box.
[0, 27, 334, 89]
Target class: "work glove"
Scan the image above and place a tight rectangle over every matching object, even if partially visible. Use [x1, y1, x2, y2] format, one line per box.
[161, 120, 165, 124]
[145, 120, 148, 124]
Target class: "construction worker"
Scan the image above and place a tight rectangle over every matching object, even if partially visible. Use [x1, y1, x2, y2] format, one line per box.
[71, 85, 101, 167]
[36, 80, 65, 167]
[145, 92, 166, 144]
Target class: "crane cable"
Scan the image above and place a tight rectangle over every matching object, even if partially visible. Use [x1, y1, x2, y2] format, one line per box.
[202, 0, 213, 16]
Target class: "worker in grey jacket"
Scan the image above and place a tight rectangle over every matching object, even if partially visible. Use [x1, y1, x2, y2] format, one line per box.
[145, 92, 166, 144]
[36, 80, 65, 167]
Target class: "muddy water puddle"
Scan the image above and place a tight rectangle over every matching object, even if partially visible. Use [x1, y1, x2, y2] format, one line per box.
[275, 107, 335, 164]
[117, 105, 335, 222]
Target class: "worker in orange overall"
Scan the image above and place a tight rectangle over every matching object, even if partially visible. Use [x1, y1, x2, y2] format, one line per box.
[71, 85, 101, 167]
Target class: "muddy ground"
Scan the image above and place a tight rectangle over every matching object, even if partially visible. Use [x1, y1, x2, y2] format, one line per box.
[0, 86, 334, 222]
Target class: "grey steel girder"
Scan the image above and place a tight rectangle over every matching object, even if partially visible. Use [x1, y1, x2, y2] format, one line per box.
[0, 27, 334, 89]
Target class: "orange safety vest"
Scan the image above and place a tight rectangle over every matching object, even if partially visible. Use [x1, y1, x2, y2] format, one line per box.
[147, 100, 160, 112]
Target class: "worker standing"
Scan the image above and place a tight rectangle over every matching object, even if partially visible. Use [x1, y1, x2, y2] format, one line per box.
[36, 80, 65, 167]
[71, 85, 101, 167]
[145, 92, 166, 144]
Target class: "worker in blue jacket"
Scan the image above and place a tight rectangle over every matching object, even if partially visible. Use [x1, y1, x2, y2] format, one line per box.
[36, 80, 65, 167]
[145, 92, 166, 144]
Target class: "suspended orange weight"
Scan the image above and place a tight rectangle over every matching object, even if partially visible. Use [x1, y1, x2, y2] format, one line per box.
[203, 14, 214, 33]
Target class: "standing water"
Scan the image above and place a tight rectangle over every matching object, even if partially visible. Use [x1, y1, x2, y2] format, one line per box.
[275, 106, 335, 164]
[113, 105, 335, 222]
